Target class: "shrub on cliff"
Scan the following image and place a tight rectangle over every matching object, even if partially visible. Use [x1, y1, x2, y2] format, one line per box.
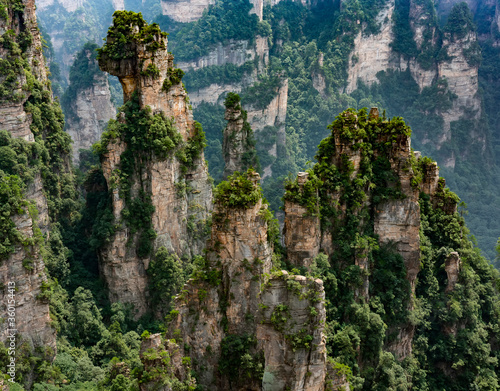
[214, 168, 262, 209]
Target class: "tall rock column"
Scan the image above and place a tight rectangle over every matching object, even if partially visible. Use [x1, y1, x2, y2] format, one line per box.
[0, 0, 56, 356]
[167, 170, 327, 390]
[245, 77, 288, 179]
[283, 172, 321, 269]
[283, 108, 446, 361]
[439, 7, 482, 146]
[0, 0, 74, 372]
[96, 11, 212, 318]
[222, 92, 260, 178]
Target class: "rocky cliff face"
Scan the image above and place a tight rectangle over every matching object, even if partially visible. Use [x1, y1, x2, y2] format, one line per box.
[161, 0, 265, 22]
[64, 45, 116, 164]
[0, 210, 56, 356]
[345, 0, 482, 162]
[167, 170, 327, 390]
[177, 36, 269, 72]
[97, 12, 213, 318]
[283, 172, 320, 268]
[0, 0, 62, 368]
[283, 108, 443, 360]
[345, 0, 395, 93]
[245, 78, 288, 178]
[181, 36, 269, 111]
[438, 29, 481, 144]
[189, 80, 249, 106]
[0, 0, 48, 142]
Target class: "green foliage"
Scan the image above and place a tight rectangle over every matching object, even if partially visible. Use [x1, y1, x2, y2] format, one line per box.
[177, 121, 207, 172]
[0, 26, 33, 102]
[83, 167, 115, 251]
[224, 91, 241, 109]
[0, 174, 28, 260]
[147, 247, 187, 313]
[97, 11, 167, 61]
[411, 191, 500, 390]
[240, 74, 282, 110]
[167, 0, 260, 62]
[444, 2, 476, 41]
[193, 102, 226, 182]
[219, 334, 264, 383]
[95, 92, 205, 258]
[162, 67, 184, 91]
[69, 287, 107, 347]
[370, 244, 411, 327]
[222, 92, 260, 174]
[283, 171, 322, 215]
[141, 62, 160, 78]
[214, 169, 262, 209]
[190, 255, 222, 287]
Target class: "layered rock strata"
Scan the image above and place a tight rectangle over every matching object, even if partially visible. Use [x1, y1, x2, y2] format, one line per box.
[0, 0, 48, 142]
[161, 0, 266, 22]
[345, 0, 395, 94]
[283, 172, 320, 269]
[167, 171, 327, 390]
[177, 37, 269, 72]
[97, 13, 212, 318]
[0, 211, 56, 354]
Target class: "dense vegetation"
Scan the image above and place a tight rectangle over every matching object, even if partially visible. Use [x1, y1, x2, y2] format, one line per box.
[283, 109, 500, 390]
[158, 0, 267, 62]
[0, 9, 204, 390]
[171, 0, 500, 259]
[3, 0, 500, 390]
[96, 11, 167, 62]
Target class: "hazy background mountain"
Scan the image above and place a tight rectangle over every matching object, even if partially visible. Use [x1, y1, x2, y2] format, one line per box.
[37, 0, 500, 260]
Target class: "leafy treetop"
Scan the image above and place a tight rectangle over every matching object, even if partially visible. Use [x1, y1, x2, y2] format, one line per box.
[97, 11, 168, 61]
[444, 2, 476, 41]
[224, 92, 241, 110]
[214, 168, 262, 209]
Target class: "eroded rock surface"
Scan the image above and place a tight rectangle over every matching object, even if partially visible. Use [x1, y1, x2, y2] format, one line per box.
[222, 95, 259, 178]
[0, 0, 56, 359]
[97, 14, 213, 318]
[161, 0, 266, 22]
[167, 171, 327, 390]
[283, 108, 444, 360]
[345, 0, 483, 159]
[65, 46, 116, 164]
[284, 172, 320, 269]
